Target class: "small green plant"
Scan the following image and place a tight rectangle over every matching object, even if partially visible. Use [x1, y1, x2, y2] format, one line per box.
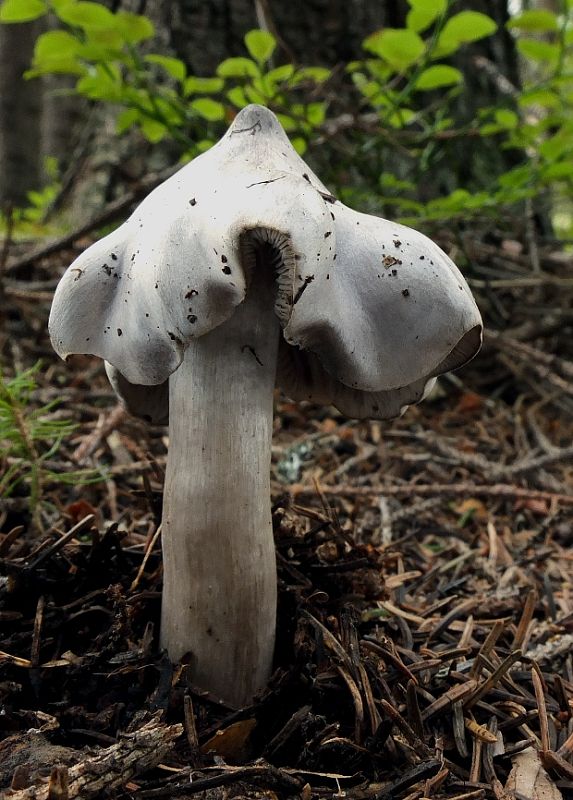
[215, 29, 331, 155]
[348, 0, 573, 230]
[0, 362, 102, 530]
[0, 0, 330, 158]
[2, 0, 573, 236]
[0, 157, 61, 236]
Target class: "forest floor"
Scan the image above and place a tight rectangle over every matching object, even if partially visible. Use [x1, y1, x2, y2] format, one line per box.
[0, 217, 572, 800]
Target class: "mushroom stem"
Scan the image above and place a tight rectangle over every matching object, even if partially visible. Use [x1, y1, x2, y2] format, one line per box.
[160, 270, 280, 707]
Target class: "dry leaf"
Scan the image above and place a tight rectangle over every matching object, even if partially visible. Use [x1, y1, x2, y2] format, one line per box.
[455, 392, 484, 414]
[505, 747, 563, 800]
[454, 498, 488, 520]
[514, 498, 551, 516]
[200, 719, 257, 763]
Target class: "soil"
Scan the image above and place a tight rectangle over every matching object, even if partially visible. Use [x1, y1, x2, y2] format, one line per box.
[1, 225, 572, 799]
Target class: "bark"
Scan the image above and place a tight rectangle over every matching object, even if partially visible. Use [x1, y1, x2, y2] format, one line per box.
[5, 718, 182, 799]
[0, 22, 43, 206]
[39, 18, 85, 182]
[153, 0, 396, 74]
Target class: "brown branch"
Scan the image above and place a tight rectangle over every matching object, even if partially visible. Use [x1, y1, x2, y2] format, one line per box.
[293, 483, 573, 505]
[5, 167, 178, 276]
[7, 718, 182, 800]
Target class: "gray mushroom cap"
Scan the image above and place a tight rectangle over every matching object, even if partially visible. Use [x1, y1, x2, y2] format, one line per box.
[49, 104, 482, 421]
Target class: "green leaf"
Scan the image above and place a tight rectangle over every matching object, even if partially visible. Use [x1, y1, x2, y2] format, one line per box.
[216, 57, 260, 78]
[244, 84, 267, 104]
[363, 28, 425, 71]
[387, 108, 415, 128]
[414, 65, 462, 90]
[540, 132, 572, 160]
[226, 86, 249, 107]
[244, 29, 276, 64]
[406, 0, 446, 33]
[114, 11, 154, 43]
[276, 113, 297, 131]
[291, 137, 307, 155]
[195, 138, 214, 153]
[35, 29, 80, 60]
[265, 64, 295, 84]
[379, 172, 415, 191]
[250, 76, 272, 99]
[191, 97, 225, 121]
[116, 108, 139, 134]
[542, 161, 573, 179]
[184, 76, 224, 96]
[140, 117, 168, 143]
[50, 0, 76, 10]
[305, 102, 326, 126]
[507, 10, 558, 33]
[57, 1, 116, 29]
[146, 55, 186, 82]
[436, 11, 497, 56]
[0, 0, 46, 23]
[76, 65, 122, 101]
[494, 109, 518, 129]
[517, 39, 559, 64]
[75, 38, 123, 62]
[29, 29, 85, 74]
[518, 88, 559, 109]
[292, 66, 331, 84]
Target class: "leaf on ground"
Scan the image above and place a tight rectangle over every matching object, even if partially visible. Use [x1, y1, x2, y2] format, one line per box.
[505, 747, 563, 800]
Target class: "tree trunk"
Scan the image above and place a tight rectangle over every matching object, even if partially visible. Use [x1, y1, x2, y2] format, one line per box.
[0, 22, 43, 206]
[154, 0, 395, 74]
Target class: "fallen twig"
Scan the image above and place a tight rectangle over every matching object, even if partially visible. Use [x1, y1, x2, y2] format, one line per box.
[6, 717, 182, 799]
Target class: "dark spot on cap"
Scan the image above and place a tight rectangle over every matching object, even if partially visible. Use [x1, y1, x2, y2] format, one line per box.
[189, 198, 197, 206]
[155, 282, 159, 289]
[145, 313, 149, 317]
[391, 269, 397, 276]
[117, 328, 123, 336]
[221, 255, 228, 263]
[302, 173, 310, 182]
[331, 212, 335, 220]
[185, 289, 198, 299]
[394, 240, 401, 247]
[111, 253, 118, 261]
[168, 331, 182, 345]
[324, 231, 332, 238]
[187, 314, 197, 324]
[420, 255, 425, 260]
[222, 265, 232, 275]
[102, 264, 112, 276]
[402, 289, 410, 297]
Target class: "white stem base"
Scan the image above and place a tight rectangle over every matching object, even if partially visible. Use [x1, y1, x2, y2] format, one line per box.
[160, 275, 279, 707]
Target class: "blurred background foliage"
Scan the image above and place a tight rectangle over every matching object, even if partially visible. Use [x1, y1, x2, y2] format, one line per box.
[0, 0, 572, 241]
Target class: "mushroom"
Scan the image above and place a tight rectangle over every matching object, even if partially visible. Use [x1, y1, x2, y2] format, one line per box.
[49, 104, 482, 707]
